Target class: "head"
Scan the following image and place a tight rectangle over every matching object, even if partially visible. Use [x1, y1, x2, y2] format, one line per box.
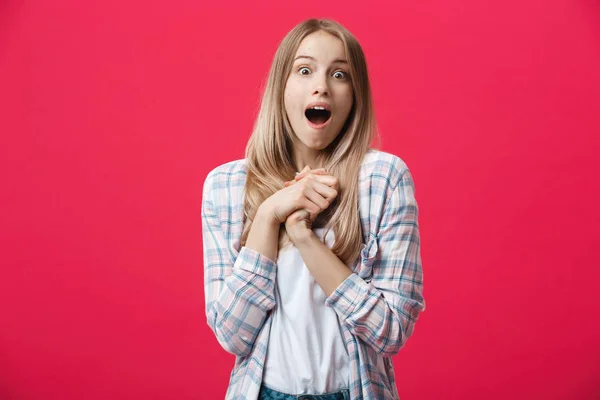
[283, 29, 354, 164]
[243, 19, 379, 265]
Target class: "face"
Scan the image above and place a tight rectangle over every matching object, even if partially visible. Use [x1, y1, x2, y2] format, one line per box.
[284, 30, 354, 153]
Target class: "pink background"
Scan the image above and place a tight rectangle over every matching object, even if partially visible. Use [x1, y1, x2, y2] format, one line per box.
[1, 0, 599, 399]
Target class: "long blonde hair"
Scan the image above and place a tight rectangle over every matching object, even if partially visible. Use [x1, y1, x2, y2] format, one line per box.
[241, 18, 380, 267]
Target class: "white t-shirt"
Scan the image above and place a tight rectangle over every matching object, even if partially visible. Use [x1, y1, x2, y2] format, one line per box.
[262, 227, 350, 394]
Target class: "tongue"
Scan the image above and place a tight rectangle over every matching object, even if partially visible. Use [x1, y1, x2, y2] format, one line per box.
[310, 114, 329, 124]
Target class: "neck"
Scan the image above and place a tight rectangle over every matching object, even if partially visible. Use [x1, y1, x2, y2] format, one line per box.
[293, 143, 322, 171]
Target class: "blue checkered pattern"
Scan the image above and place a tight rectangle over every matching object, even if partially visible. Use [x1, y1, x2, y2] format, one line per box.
[202, 149, 426, 399]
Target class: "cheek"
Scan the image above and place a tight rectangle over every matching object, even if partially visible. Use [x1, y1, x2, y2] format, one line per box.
[284, 86, 303, 116]
[338, 88, 354, 118]
[283, 88, 294, 116]
[344, 95, 354, 120]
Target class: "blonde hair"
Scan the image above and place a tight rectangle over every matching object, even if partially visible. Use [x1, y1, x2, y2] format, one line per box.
[241, 18, 380, 267]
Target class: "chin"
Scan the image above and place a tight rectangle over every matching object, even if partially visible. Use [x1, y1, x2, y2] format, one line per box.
[300, 137, 332, 151]
[301, 131, 338, 148]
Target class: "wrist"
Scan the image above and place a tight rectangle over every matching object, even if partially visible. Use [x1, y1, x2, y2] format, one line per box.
[256, 205, 280, 228]
[292, 227, 316, 247]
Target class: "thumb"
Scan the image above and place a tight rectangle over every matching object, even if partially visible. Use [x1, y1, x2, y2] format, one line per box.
[296, 165, 310, 175]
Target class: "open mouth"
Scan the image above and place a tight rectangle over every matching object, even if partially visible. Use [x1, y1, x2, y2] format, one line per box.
[305, 106, 332, 125]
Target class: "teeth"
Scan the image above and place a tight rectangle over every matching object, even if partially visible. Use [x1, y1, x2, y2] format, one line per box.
[310, 106, 326, 110]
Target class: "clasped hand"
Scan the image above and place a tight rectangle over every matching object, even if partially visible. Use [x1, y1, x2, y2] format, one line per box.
[263, 165, 339, 245]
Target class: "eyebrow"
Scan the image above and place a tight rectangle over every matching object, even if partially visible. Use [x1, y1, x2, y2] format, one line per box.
[294, 55, 348, 64]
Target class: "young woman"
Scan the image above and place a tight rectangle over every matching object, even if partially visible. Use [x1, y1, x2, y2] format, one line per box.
[202, 18, 426, 400]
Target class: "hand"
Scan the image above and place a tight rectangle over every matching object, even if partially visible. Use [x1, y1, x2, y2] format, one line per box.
[284, 168, 339, 192]
[284, 165, 315, 187]
[259, 166, 338, 224]
[283, 167, 339, 245]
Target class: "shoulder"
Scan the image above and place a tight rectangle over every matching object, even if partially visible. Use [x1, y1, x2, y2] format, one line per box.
[359, 148, 411, 190]
[204, 158, 247, 187]
[202, 158, 248, 201]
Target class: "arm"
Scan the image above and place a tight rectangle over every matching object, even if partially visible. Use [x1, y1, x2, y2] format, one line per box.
[294, 235, 353, 298]
[297, 167, 425, 357]
[201, 171, 280, 357]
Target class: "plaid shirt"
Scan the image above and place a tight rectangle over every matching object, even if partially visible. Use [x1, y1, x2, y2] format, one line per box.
[202, 149, 426, 399]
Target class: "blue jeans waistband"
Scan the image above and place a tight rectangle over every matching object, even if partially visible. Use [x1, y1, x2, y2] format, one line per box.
[258, 384, 350, 400]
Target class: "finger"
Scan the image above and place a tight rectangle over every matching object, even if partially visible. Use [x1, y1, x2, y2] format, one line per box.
[296, 172, 335, 183]
[298, 174, 339, 192]
[303, 185, 332, 211]
[291, 208, 312, 222]
[311, 180, 338, 203]
[295, 169, 327, 181]
[286, 209, 314, 225]
[295, 165, 310, 177]
[298, 196, 321, 220]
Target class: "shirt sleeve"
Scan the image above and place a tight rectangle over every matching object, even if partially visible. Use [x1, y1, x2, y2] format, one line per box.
[325, 167, 426, 357]
[202, 170, 277, 357]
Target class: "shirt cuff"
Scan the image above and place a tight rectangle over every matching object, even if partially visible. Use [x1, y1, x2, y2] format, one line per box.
[325, 273, 366, 318]
[233, 246, 277, 281]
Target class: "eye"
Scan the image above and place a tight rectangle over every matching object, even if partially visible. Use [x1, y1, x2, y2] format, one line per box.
[333, 70, 348, 80]
[298, 67, 311, 75]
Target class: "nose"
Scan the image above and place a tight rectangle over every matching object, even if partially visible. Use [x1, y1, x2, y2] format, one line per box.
[312, 72, 329, 96]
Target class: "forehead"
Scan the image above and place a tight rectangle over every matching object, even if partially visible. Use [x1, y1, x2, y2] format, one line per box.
[294, 31, 346, 61]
